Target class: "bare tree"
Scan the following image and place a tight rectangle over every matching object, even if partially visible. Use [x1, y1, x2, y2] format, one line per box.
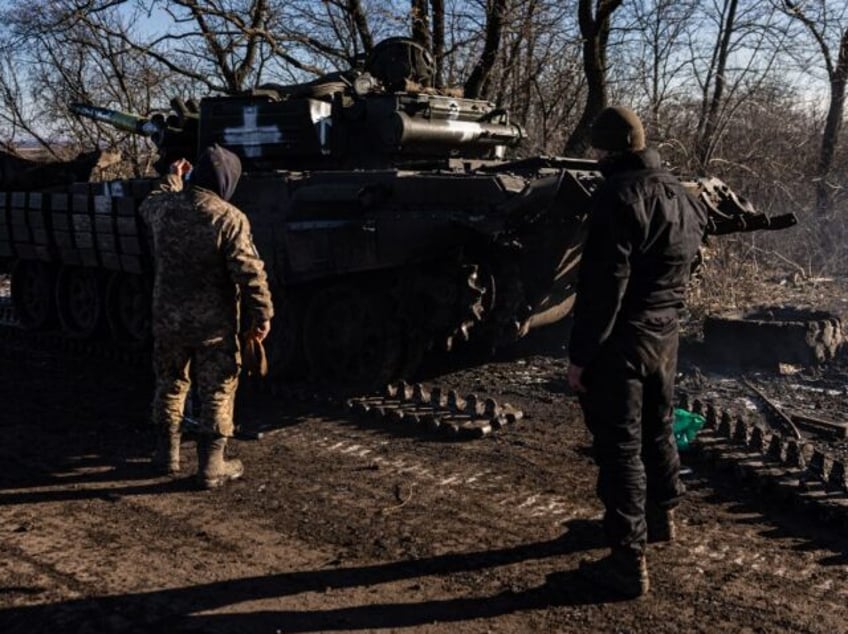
[479, 0, 583, 146]
[0, 0, 385, 169]
[694, 0, 740, 169]
[0, 2, 185, 174]
[620, 0, 699, 135]
[345, 0, 374, 52]
[464, 0, 508, 98]
[643, 1, 790, 176]
[411, 0, 430, 48]
[431, 0, 445, 87]
[779, 0, 848, 217]
[563, 0, 623, 156]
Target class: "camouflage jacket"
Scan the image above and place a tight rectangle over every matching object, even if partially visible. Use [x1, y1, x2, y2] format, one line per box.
[139, 175, 274, 342]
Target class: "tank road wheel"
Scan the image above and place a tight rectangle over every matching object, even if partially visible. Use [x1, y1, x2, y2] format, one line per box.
[10, 259, 56, 330]
[105, 272, 152, 347]
[55, 266, 106, 339]
[302, 285, 402, 388]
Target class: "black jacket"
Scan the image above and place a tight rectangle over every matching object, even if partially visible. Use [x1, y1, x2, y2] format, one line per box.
[568, 149, 708, 367]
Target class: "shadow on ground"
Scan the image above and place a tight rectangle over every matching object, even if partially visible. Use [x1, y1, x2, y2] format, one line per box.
[0, 518, 623, 633]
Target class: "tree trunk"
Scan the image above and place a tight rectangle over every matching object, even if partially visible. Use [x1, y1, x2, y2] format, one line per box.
[464, 0, 508, 99]
[564, 0, 623, 156]
[815, 31, 848, 216]
[431, 0, 445, 88]
[348, 0, 373, 52]
[411, 0, 430, 49]
[782, 1, 848, 217]
[696, 0, 737, 171]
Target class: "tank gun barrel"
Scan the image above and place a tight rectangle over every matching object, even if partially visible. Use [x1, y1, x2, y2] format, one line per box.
[70, 103, 166, 145]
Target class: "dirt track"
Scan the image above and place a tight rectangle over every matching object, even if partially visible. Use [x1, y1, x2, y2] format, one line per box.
[1, 310, 848, 633]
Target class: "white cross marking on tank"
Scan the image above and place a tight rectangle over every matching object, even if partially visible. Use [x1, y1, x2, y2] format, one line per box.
[223, 105, 282, 158]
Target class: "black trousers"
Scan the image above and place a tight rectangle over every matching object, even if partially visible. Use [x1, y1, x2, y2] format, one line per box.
[578, 318, 685, 554]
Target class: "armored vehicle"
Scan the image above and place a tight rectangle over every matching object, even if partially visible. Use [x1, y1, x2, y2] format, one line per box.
[0, 38, 795, 387]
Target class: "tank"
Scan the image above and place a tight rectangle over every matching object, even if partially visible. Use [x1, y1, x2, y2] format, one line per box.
[0, 38, 796, 387]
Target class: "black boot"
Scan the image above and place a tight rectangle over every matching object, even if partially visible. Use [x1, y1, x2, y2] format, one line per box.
[647, 506, 676, 543]
[579, 548, 650, 598]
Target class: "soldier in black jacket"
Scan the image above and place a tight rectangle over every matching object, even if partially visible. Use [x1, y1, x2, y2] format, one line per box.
[567, 107, 707, 597]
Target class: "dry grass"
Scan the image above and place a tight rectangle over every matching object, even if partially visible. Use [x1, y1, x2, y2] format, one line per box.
[687, 240, 767, 319]
[684, 232, 848, 340]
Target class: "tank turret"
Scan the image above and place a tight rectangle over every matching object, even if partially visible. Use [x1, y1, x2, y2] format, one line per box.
[73, 42, 525, 174]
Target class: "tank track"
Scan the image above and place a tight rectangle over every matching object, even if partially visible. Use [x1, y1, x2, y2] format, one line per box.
[1, 248, 497, 387]
[0, 297, 149, 366]
[0, 303, 523, 443]
[681, 397, 848, 530]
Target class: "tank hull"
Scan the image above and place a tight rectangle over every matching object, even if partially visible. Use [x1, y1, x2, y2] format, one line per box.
[0, 158, 601, 386]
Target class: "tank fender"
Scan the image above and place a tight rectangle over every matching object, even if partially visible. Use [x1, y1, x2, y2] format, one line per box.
[491, 168, 599, 340]
[499, 168, 597, 236]
[498, 173, 563, 229]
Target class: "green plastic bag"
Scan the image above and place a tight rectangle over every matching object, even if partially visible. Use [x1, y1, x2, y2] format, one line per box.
[673, 408, 705, 450]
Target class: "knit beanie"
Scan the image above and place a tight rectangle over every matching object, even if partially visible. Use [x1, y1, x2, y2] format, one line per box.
[590, 106, 646, 152]
[191, 144, 242, 201]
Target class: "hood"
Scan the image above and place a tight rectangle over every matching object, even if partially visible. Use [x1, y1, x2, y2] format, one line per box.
[598, 148, 661, 178]
[190, 144, 242, 201]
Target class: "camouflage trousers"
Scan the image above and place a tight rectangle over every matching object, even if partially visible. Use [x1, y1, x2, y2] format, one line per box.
[152, 334, 241, 437]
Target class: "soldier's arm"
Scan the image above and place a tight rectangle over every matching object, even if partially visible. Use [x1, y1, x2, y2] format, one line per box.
[138, 162, 188, 224]
[220, 210, 275, 327]
[567, 190, 634, 367]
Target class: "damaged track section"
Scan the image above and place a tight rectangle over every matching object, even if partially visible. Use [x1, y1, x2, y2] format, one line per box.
[346, 381, 523, 440]
[684, 399, 848, 529]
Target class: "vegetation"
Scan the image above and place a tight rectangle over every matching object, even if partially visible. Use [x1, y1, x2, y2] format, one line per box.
[0, 0, 846, 285]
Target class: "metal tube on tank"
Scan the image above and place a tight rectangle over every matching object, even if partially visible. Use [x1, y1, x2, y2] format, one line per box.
[385, 112, 524, 150]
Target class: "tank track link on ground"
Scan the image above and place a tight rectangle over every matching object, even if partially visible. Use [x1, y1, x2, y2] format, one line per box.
[243, 379, 523, 441]
[345, 380, 524, 440]
[681, 397, 848, 531]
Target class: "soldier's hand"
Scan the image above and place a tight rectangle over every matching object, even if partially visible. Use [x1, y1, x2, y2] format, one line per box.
[567, 363, 587, 393]
[170, 158, 192, 178]
[250, 319, 271, 343]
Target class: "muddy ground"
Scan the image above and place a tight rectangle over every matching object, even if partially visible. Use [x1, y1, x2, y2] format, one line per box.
[1, 277, 847, 633]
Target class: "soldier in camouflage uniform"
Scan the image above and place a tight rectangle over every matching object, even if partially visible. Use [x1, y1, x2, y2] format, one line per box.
[140, 144, 273, 489]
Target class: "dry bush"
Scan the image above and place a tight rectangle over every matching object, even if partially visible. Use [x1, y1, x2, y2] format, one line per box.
[684, 234, 805, 336]
[780, 211, 848, 277]
[687, 239, 760, 319]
